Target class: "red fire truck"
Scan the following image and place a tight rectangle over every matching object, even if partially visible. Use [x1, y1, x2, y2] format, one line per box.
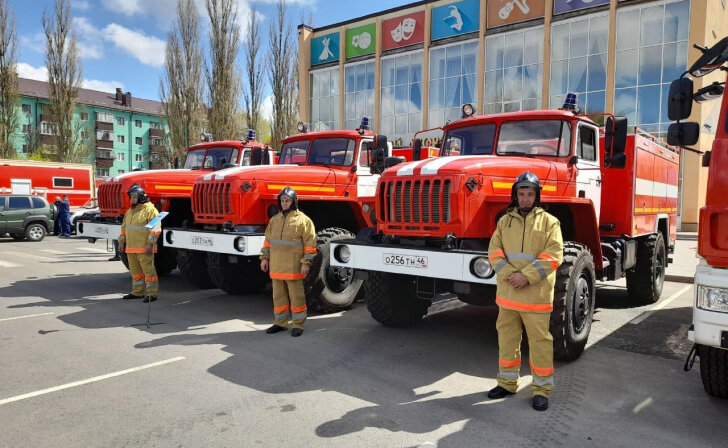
[0, 159, 94, 207]
[331, 100, 679, 361]
[77, 132, 275, 285]
[668, 37, 728, 397]
[162, 120, 435, 312]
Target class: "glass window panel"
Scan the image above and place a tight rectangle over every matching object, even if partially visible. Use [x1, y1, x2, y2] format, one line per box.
[550, 94, 565, 109]
[640, 5, 664, 47]
[586, 90, 605, 114]
[321, 97, 331, 122]
[396, 55, 409, 85]
[410, 54, 423, 83]
[463, 43, 477, 74]
[587, 53, 607, 92]
[637, 85, 661, 124]
[395, 115, 408, 134]
[570, 20, 589, 58]
[523, 64, 541, 99]
[444, 77, 461, 108]
[408, 114, 421, 133]
[614, 88, 636, 124]
[410, 82, 422, 112]
[523, 98, 540, 111]
[430, 47, 446, 79]
[503, 102, 521, 113]
[311, 98, 320, 122]
[503, 66, 522, 101]
[551, 23, 570, 61]
[382, 58, 395, 87]
[355, 91, 366, 118]
[331, 69, 339, 95]
[485, 103, 502, 114]
[463, 74, 476, 105]
[332, 95, 339, 122]
[569, 56, 587, 93]
[382, 86, 394, 115]
[504, 33, 524, 68]
[395, 85, 408, 114]
[486, 36, 504, 70]
[446, 45, 462, 77]
[485, 70, 503, 103]
[445, 107, 461, 123]
[429, 79, 443, 109]
[367, 91, 374, 121]
[366, 63, 375, 90]
[346, 67, 356, 93]
[639, 45, 662, 85]
[615, 49, 638, 89]
[524, 30, 543, 65]
[589, 16, 608, 56]
[355, 64, 366, 91]
[429, 109, 444, 128]
[660, 83, 671, 124]
[662, 41, 687, 82]
[380, 117, 393, 136]
[550, 59, 568, 96]
[345, 93, 355, 119]
[665, 0, 689, 43]
[616, 10, 639, 51]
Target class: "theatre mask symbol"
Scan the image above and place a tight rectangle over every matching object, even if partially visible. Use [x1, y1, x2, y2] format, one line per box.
[390, 17, 416, 43]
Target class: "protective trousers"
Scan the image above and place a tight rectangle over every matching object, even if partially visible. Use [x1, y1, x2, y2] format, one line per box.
[127, 253, 158, 298]
[496, 307, 554, 397]
[272, 279, 307, 329]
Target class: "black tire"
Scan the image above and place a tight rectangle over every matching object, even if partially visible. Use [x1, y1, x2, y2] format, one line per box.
[698, 345, 728, 398]
[365, 271, 431, 327]
[304, 227, 364, 313]
[207, 252, 268, 295]
[11, 234, 25, 241]
[118, 246, 177, 275]
[176, 249, 215, 289]
[626, 233, 666, 304]
[550, 242, 596, 362]
[25, 223, 47, 242]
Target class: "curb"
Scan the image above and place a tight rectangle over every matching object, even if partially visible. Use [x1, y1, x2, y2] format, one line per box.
[665, 274, 694, 284]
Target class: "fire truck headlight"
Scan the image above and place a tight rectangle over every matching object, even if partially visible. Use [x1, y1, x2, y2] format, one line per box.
[697, 285, 728, 313]
[362, 203, 371, 213]
[165, 231, 174, 245]
[471, 257, 493, 279]
[234, 237, 246, 252]
[334, 245, 351, 263]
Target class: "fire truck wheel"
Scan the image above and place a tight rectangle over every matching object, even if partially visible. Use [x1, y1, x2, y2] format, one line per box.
[206, 253, 268, 295]
[550, 242, 595, 362]
[155, 247, 178, 276]
[176, 249, 215, 289]
[365, 271, 430, 327]
[626, 233, 666, 304]
[305, 228, 363, 313]
[25, 223, 47, 242]
[698, 345, 728, 398]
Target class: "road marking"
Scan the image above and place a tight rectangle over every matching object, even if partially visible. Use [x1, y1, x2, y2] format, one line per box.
[78, 247, 111, 254]
[0, 356, 186, 406]
[41, 249, 67, 255]
[0, 312, 54, 322]
[629, 284, 693, 325]
[2, 251, 56, 262]
[0, 260, 21, 268]
[633, 397, 653, 414]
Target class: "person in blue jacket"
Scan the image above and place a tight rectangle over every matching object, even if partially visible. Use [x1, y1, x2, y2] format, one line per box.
[57, 194, 71, 237]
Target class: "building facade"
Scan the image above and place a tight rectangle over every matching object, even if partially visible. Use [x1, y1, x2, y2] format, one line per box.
[297, 0, 728, 231]
[15, 78, 170, 178]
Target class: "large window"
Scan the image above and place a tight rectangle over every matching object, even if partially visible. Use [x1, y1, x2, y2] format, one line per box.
[486, 28, 543, 114]
[550, 15, 608, 113]
[310, 67, 340, 131]
[429, 40, 478, 128]
[614, 0, 690, 134]
[380, 51, 423, 145]
[344, 61, 375, 130]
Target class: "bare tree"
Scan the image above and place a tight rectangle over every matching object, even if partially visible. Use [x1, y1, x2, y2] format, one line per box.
[205, 0, 241, 141]
[42, 0, 85, 163]
[160, 0, 205, 166]
[0, 0, 18, 159]
[267, 0, 298, 144]
[242, 7, 263, 135]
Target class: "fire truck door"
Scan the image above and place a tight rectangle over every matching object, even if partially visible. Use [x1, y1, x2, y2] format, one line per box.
[576, 123, 602, 222]
[0, 197, 6, 233]
[356, 140, 377, 197]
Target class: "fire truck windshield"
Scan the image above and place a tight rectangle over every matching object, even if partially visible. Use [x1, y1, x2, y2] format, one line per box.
[307, 138, 356, 166]
[184, 147, 240, 170]
[496, 120, 572, 157]
[441, 123, 496, 156]
[280, 140, 310, 165]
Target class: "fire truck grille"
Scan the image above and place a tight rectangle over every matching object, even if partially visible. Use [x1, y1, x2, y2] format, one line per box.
[98, 182, 124, 212]
[379, 178, 451, 225]
[193, 181, 232, 219]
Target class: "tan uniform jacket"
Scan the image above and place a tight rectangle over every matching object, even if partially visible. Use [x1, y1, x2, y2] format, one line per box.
[119, 202, 161, 253]
[488, 207, 564, 313]
[260, 209, 317, 280]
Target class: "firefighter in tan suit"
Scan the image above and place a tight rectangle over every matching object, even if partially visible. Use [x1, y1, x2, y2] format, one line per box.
[260, 187, 317, 337]
[487, 172, 563, 411]
[119, 184, 161, 303]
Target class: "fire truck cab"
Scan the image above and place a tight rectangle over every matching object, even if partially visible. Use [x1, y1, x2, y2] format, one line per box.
[332, 99, 679, 361]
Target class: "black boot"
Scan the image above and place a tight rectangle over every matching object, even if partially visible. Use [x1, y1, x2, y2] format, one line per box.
[487, 386, 515, 399]
[142, 296, 157, 303]
[532, 395, 548, 411]
[122, 294, 143, 300]
[265, 325, 287, 334]
[108, 255, 121, 261]
[290, 328, 303, 337]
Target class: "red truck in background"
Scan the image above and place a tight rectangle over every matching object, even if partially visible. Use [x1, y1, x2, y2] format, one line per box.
[0, 159, 95, 207]
[77, 131, 275, 284]
[668, 37, 728, 397]
[162, 120, 435, 312]
[331, 99, 679, 361]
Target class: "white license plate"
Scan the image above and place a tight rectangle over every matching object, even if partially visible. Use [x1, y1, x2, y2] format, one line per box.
[382, 253, 428, 269]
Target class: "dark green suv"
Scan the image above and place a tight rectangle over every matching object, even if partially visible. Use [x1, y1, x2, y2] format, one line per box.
[0, 195, 54, 242]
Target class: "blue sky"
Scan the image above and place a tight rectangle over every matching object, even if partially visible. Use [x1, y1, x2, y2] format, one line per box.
[13, 0, 411, 113]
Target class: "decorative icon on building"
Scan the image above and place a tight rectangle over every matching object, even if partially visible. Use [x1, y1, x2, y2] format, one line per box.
[390, 17, 416, 43]
[444, 6, 463, 31]
[498, 0, 531, 20]
[351, 31, 372, 50]
[319, 37, 334, 61]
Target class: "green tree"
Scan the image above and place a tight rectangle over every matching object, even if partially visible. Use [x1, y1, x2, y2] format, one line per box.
[0, 0, 19, 159]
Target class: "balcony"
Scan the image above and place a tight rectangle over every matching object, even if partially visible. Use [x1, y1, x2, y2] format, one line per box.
[149, 143, 166, 154]
[39, 113, 58, 122]
[149, 128, 164, 138]
[95, 150, 115, 168]
[96, 122, 114, 131]
[96, 139, 113, 149]
[39, 134, 58, 146]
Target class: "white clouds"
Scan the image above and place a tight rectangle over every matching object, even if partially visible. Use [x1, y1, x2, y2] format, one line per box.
[17, 63, 49, 81]
[78, 42, 104, 59]
[260, 95, 273, 122]
[20, 33, 45, 54]
[71, 0, 91, 10]
[102, 24, 166, 67]
[102, 0, 143, 16]
[82, 79, 124, 92]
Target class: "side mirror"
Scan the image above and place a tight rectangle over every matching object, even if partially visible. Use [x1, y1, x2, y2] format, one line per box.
[702, 151, 712, 167]
[694, 82, 724, 103]
[263, 147, 272, 165]
[251, 147, 263, 165]
[568, 155, 578, 165]
[689, 37, 728, 77]
[667, 78, 694, 120]
[412, 138, 422, 161]
[667, 122, 700, 146]
[370, 135, 388, 174]
[604, 115, 628, 168]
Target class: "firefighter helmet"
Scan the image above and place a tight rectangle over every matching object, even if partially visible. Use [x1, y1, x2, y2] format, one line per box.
[510, 171, 542, 206]
[127, 184, 149, 203]
[277, 186, 298, 211]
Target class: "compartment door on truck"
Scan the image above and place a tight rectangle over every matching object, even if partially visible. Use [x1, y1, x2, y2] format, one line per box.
[357, 139, 377, 197]
[576, 123, 602, 221]
[0, 196, 6, 233]
[11, 179, 31, 195]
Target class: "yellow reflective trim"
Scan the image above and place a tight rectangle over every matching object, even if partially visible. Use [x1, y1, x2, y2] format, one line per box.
[267, 184, 335, 193]
[493, 181, 556, 192]
[156, 185, 193, 191]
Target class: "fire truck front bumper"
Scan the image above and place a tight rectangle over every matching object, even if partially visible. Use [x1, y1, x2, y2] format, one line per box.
[690, 260, 728, 349]
[76, 222, 121, 240]
[162, 228, 265, 256]
[330, 240, 497, 285]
